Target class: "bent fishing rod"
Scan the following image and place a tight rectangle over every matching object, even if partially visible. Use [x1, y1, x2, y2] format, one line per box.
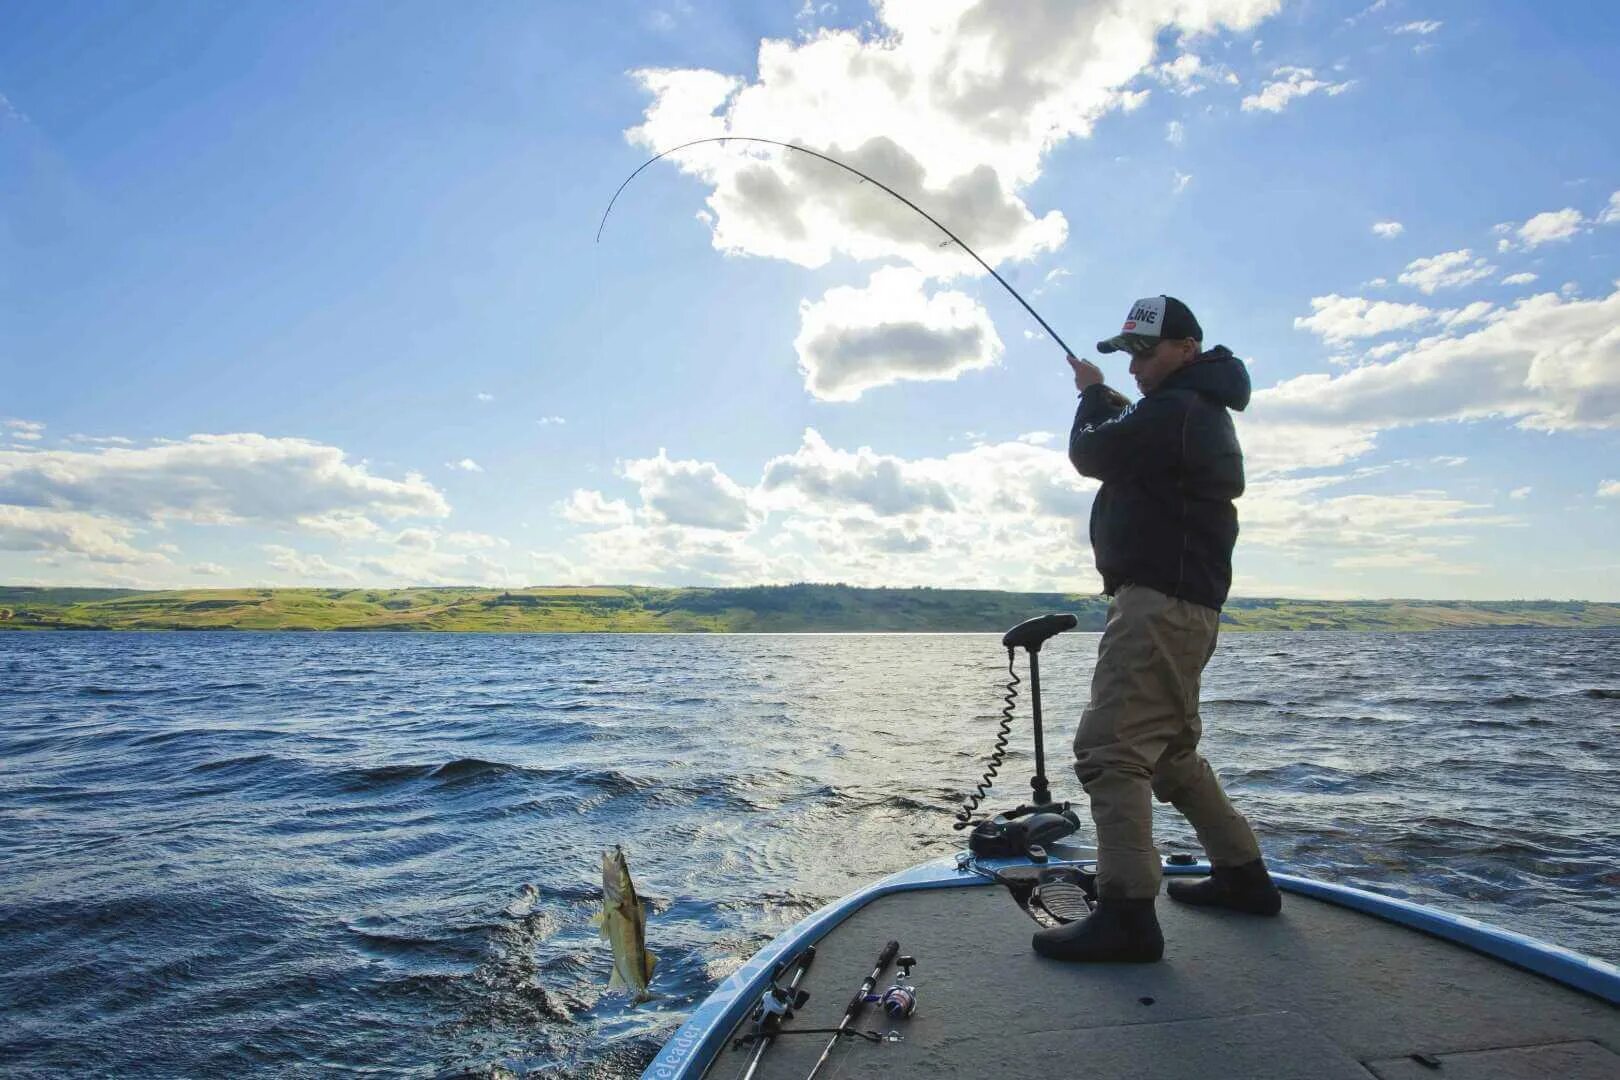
[597, 136, 1080, 360]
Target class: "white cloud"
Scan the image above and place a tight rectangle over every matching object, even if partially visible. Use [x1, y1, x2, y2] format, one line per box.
[628, 1, 1280, 278]
[1509, 486, 1532, 500]
[1371, 220, 1403, 238]
[1440, 300, 1496, 327]
[1166, 120, 1185, 146]
[1265, 282, 1620, 435]
[1393, 20, 1442, 34]
[0, 505, 165, 564]
[1173, 170, 1193, 194]
[0, 434, 448, 528]
[1397, 249, 1496, 294]
[66, 434, 135, 446]
[621, 449, 755, 531]
[1154, 53, 1210, 94]
[1498, 207, 1586, 251]
[263, 544, 357, 583]
[794, 267, 1003, 401]
[1598, 191, 1620, 226]
[1236, 419, 1379, 476]
[394, 528, 437, 550]
[759, 429, 955, 516]
[355, 548, 519, 587]
[1517, 208, 1584, 248]
[444, 531, 510, 550]
[3, 419, 44, 442]
[560, 489, 634, 526]
[1241, 66, 1353, 113]
[1599, 480, 1620, 499]
[1238, 479, 1497, 575]
[1016, 431, 1055, 446]
[475, 392, 494, 402]
[537, 416, 566, 426]
[296, 511, 383, 540]
[1502, 272, 1538, 286]
[447, 458, 484, 473]
[1431, 455, 1468, 467]
[190, 562, 228, 576]
[1294, 294, 1436, 343]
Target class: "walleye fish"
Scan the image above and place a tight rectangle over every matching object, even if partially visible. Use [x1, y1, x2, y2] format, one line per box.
[594, 845, 657, 1004]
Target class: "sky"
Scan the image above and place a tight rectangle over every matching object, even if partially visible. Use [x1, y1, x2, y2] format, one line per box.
[2, 0, 1618, 600]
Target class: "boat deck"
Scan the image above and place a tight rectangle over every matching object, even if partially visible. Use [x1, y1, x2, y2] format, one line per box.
[704, 881, 1620, 1079]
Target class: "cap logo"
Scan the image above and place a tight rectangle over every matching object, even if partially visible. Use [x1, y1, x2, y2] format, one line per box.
[1123, 320, 1137, 330]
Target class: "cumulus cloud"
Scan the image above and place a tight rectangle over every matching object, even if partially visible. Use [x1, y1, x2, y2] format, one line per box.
[628, 0, 1280, 277]
[1265, 282, 1620, 434]
[759, 428, 956, 516]
[1598, 191, 1620, 226]
[0, 505, 164, 564]
[1293, 294, 1436, 343]
[557, 427, 1101, 590]
[560, 490, 635, 526]
[1166, 120, 1185, 145]
[1508, 486, 1532, 500]
[1397, 249, 1496, 294]
[1393, 20, 1442, 34]
[794, 267, 1003, 400]
[0, 434, 448, 528]
[1502, 272, 1538, 286]
[3, 419, 44, 442]
[1154, 53, 1218, 94]
[1236, 475, 1500, 578]
[1515, 208, 1584, 248]
[264, 544, 358, 583]
[190, 562, 228, 576]
[1496, 206, 1589, 252]
[447, 458, 484, 473]
[1371, 221, 1403, 238]
[621, 449, 755, 531]
[1599, 480, 1620, 499]
[296, 511, 384, 540]
[1241, 66, 1353, 113]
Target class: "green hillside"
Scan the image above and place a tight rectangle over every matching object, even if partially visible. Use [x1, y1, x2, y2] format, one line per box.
[2, 585, 1617, 633]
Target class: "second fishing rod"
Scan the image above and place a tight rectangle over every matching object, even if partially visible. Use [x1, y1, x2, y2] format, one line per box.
[805, 938, 899, 1080]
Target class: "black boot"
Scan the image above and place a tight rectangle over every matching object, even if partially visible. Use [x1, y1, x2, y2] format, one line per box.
[1166, 858, 1281, 915]
[1031, 899, 1164, 962]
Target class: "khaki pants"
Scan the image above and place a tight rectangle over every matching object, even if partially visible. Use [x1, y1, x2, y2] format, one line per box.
[1073, 584, 1262, 899]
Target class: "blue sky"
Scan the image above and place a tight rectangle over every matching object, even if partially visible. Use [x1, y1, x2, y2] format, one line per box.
[3, 0, 1618, 599]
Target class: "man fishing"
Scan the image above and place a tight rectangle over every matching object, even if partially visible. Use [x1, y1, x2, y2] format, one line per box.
[1033, 295, 1281, 964]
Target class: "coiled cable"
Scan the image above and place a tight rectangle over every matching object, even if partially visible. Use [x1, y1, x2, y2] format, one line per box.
[953, 648, 1019, 829]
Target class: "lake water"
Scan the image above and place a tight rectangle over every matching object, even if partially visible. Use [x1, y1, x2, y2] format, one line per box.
[2, 629, 1617, 1077]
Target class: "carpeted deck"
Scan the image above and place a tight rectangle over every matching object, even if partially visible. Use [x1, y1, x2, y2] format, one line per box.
[706, 882, 1620, 1079]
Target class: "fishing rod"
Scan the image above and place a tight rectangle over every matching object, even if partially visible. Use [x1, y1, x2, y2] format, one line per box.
[805, 938, 898, 1080]
[597, 136, 1080, 360]
[738, 945, 816, 1080]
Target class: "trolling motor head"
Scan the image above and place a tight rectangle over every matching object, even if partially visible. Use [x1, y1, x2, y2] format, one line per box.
[956, 613, 1082, 857]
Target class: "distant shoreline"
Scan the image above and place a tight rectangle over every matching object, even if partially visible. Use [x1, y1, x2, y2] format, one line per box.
[4, 585, 1618, 634]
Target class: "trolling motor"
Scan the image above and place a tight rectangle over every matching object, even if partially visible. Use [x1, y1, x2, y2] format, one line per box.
[955, 613, 1082, 859]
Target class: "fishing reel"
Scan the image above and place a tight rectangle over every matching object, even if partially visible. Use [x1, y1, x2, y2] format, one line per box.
[955, 613, 1083, 858]
[869, 955, 917, 1019]
[753, 956, 811, 1023]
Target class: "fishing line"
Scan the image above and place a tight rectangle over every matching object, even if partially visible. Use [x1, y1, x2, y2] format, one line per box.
[597, 136, 1079, 359]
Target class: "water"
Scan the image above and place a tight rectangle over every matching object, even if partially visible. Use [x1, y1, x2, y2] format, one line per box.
[2, 630, 1617, 1077]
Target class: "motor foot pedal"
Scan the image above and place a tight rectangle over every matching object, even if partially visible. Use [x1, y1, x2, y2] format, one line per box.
[1031, 882, 1094, 925]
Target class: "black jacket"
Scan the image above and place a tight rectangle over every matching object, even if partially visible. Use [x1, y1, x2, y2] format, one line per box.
[1068, 346, 1250, 612]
